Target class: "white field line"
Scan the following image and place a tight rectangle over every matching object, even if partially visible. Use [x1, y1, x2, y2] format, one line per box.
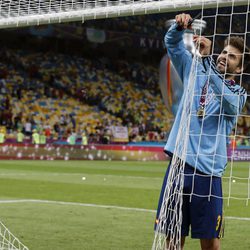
[0, 199, 155, 213]
[225, 216, 250, 221]
[0, 173, 162, 179]
[0, 199, 250, 221]
[0, 173, 249, 180]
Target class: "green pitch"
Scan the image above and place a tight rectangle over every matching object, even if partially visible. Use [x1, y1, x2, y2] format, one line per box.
[0, 160, 249, 250]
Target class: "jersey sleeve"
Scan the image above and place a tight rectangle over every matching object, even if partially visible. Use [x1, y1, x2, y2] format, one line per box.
[164, 23, 193, 83]
[202, 56, 247, 115]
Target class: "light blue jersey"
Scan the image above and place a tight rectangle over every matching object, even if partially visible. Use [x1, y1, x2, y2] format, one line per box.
[164, 23, 247, 177]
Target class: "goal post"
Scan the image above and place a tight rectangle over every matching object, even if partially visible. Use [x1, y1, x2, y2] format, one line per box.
[0, 0, 248, 29]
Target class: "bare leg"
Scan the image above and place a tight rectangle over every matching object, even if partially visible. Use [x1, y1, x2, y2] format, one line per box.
[200, 238, 220, 250]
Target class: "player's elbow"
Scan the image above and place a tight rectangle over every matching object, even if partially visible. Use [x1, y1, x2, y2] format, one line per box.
[164, 33, 171, 47]
[164, 30, 178, 48]
[223, 96, 246, 116]
[224, 104, 238, 116]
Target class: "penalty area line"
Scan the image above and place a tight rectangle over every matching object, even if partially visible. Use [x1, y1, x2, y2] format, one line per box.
[0, 199, 155, 213]
[0, 199, 250, 221]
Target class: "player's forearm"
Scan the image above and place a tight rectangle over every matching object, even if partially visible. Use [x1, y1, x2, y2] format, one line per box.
[203, 56, 247, 115]
[164, 23, 186, 54]
[164, 23, 192, 83]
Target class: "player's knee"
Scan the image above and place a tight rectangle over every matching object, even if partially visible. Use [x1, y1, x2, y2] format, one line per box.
[200, 238, 220, 250]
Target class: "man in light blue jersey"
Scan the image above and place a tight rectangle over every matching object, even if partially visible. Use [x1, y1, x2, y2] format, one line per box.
[155, 13, 249, 250]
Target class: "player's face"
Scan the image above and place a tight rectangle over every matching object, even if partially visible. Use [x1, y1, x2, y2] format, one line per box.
[216, 45, 242, 75]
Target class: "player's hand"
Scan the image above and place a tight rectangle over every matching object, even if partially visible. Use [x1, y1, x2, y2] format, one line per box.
[193, 35, 212, 56]
[175, 13, 192, 29]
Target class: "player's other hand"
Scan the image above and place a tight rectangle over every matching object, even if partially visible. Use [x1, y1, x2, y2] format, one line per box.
[175, 13, 192, 29]
[193, 35, 212, 56]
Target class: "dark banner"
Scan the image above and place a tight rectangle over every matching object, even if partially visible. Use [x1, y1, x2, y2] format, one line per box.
[14, 24, 165, 50]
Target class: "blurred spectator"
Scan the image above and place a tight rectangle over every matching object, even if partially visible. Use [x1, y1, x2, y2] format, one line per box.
[44, 123, 52, 138]
[32, 129, 40, 144]
[0, 129, 5, 143]
[67, 131, 76, 145]
[81, 131, 88, 145]
[16, 129, 24, 143]
[24, 118, 32, 137]
[40, 131, 47, 145]
[70, 114, 76, 129]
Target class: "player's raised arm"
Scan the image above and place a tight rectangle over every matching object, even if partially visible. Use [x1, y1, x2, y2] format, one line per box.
[164, 13, 193, 83]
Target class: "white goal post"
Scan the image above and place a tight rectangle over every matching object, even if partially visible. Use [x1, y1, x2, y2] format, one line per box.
[0, 0, 248, 29]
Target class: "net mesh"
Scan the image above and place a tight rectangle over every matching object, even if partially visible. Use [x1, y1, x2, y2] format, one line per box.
[0, 0, 248, 28]
[153, 46, 200, 250]
[153, 1, 250, 249]
[0, 221, 28, 250]
[201, 0, 250, 204]
[0, 1, 248, 250]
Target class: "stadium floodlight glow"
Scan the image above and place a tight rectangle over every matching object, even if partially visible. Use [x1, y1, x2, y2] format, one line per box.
[0, 0, 248, 28]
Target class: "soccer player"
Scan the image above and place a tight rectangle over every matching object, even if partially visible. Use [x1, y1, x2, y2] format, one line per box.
[155, 13, 249, 250]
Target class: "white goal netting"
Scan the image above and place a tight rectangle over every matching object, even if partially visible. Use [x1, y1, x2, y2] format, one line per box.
[153, 1, 250, 250]
[0, 1, 248, 250]
[0, 0, 248, 28]
[0, 221, 28, 250]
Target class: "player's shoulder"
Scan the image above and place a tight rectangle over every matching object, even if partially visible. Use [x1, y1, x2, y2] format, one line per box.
[225, 80, 247, 95]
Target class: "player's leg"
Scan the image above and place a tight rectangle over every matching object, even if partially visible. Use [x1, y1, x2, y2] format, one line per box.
[155, 159, 190, 249]
[200, 238, 220, 250]
[189, 173, 224, 244]
[154, 161, 172, 230]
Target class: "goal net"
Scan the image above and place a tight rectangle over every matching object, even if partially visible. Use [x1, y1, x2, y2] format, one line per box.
[0, 0, 247, 28]
[153, 1, 250, 250]
[0, 1, 248, 250]
[0, 221, 28, 250]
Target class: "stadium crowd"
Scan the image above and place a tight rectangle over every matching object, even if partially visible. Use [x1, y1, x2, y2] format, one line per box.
[0, 47, 249, 146]
[0, 48, 172, 145]
[0, 6, 249, 147]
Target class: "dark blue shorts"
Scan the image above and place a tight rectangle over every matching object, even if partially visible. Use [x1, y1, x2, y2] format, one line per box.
[155, 160, 224, 239]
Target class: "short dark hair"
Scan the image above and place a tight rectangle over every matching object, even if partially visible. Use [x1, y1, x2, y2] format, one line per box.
[224, 36, 250, 71]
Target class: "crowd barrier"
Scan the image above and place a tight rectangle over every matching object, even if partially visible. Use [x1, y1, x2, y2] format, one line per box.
[0, 143, 249, 161]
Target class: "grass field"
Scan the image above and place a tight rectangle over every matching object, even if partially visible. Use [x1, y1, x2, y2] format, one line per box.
[0, 160, 249, 250]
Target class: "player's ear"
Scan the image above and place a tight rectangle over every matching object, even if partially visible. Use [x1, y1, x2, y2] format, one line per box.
[235, 65, 242, 74]
[235, 57, 243, 74]
[235, 68, 241, 74]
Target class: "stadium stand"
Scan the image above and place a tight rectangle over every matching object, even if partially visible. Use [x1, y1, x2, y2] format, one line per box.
[0, 6, 249, 146]
[0, 48, 172, 144]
